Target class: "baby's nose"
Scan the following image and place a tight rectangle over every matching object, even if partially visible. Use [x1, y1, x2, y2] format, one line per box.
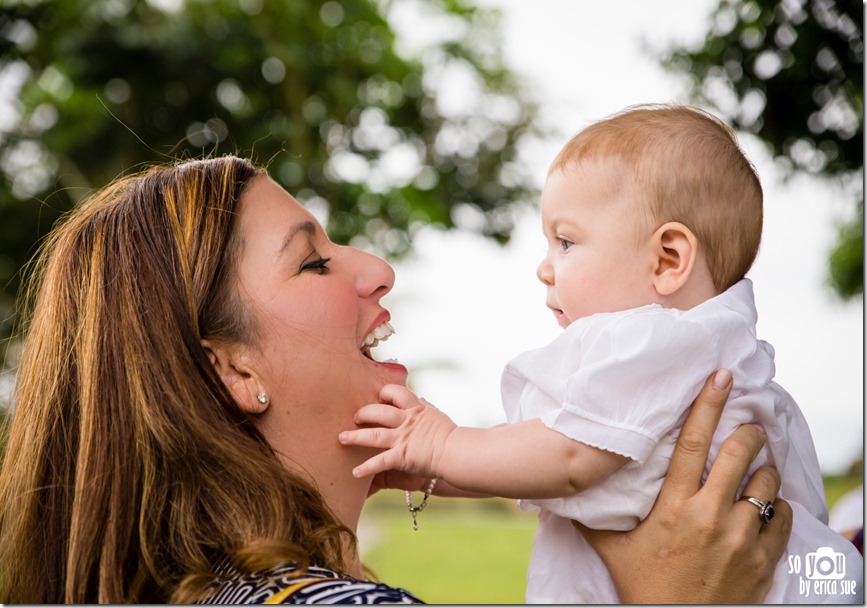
[536, 258, 554, 286]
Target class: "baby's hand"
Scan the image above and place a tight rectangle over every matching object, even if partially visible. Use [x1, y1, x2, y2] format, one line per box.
[338, 384, 457, 479]
[366, 471, 433, 497]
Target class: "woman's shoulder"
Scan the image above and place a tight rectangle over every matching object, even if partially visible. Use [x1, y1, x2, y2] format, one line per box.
[196, 561, 423, 605]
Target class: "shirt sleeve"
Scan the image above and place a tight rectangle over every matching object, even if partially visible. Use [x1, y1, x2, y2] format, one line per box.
[541, 310, 720, 464]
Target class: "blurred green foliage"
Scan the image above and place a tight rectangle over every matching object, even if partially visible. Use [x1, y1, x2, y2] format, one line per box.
[662, 0, 863, 299]
[0, 0, 541, 360]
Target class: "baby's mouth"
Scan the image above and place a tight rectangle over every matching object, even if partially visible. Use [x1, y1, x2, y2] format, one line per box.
[359, 321, 396, 362]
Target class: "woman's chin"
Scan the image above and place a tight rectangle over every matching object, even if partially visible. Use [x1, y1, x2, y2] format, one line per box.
[363, 353, 409, 386]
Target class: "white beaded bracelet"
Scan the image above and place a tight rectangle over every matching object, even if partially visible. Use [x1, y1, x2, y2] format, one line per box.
[405, 478, 437, 531]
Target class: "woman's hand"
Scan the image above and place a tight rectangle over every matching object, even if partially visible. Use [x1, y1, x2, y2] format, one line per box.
[576, 369, 793, 603]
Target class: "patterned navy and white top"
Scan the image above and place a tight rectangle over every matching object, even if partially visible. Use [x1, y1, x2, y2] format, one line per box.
[197, 561, 423, 604]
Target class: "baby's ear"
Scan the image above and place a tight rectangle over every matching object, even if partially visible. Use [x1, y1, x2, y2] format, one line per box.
[650, 222, 698, 296]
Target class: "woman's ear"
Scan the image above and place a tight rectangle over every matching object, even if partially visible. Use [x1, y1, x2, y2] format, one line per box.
[200, 339, 270, 414]
[651, 221, 698, 296]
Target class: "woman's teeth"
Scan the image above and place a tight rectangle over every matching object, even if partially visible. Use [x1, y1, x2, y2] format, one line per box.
[360, 321, 395, 351]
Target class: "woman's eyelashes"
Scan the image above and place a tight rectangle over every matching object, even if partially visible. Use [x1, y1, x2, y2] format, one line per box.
[300, 256, 331, 274]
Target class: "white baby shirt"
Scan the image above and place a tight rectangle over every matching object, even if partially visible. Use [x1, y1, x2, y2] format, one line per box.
[502, 279, 862, 604]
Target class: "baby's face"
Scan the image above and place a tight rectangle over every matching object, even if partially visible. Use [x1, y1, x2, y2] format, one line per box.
[537, 158, 659, 327]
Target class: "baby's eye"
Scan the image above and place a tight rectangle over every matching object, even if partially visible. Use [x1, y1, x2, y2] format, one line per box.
[300, 256, 331, 274]
[559, 238, 573, 252]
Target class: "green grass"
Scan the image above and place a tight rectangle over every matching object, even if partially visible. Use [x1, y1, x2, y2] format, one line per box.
[360, 496, 535, 604]
[823, 474, 863, 509]
[360, 475, 863, 603]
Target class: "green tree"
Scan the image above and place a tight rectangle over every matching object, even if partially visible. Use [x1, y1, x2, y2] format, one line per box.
[0, 0, 539, 345]
[662, 0, 863, 298]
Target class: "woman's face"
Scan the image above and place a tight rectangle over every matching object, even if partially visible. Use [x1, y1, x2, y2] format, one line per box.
[232, 176, 407, 472]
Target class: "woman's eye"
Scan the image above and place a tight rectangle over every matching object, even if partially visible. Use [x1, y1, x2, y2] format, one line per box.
[300, 257, 331, 274]
[559, 238, 573, 252]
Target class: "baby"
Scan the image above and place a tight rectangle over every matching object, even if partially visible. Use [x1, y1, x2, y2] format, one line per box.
[339, 105, 863, 603]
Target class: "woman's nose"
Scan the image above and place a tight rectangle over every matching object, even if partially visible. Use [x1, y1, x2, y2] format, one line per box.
[537, 256, 554, 286]
[346, 247, 395, 299]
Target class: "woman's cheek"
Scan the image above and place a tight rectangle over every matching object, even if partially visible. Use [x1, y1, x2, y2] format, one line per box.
[300, 279, 359, 327]
[262, 281, 358, 344]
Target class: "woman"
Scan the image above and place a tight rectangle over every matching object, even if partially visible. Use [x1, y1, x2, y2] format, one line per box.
[0, 156, 790, 603]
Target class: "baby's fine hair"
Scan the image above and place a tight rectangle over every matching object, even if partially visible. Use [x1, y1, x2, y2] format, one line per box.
[550, 104, 763, 293]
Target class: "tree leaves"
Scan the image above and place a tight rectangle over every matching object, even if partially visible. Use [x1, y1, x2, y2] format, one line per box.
[662, 0, 863, 299]
[0, 0, 540, 332]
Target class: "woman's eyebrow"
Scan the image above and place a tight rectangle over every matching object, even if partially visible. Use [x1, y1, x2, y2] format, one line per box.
[277, 221, 316, 256]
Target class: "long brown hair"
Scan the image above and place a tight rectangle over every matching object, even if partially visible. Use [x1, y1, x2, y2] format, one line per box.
[0, 156, 354, 603]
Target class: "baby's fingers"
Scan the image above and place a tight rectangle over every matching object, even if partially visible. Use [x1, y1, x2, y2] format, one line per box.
[351, 449, 397, 478]
[339, 427, 395, 450]
[379, 384, 422, 408]
[353, 403, 405, 428]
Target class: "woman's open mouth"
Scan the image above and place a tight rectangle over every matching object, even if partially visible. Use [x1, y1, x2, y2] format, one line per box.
[359, 320, 397, 363]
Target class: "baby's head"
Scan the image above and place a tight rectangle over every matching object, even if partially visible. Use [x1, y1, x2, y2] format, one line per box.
[538, 104, 763, 326]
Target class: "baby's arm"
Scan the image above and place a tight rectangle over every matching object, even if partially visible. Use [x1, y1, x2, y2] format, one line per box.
[338, 384, 629, 499]
[366, 469, 487, 499]
[440, 417, 629, 498]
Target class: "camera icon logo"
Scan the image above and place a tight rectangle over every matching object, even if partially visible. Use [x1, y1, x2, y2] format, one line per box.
[805, 547, 846, 580]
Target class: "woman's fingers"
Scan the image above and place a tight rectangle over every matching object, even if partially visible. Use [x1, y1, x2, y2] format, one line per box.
[572, 521, 621, 564]
[736, 464, 787, 537]
[701, 422, 767, 501]
[660, 369, 732, 501]
[576, 371, 793, 604]
[738, 465, 782, 511]
[760, 495, 792, 548]
[748, 497, 793, 601]
[729, 468, 792, 601]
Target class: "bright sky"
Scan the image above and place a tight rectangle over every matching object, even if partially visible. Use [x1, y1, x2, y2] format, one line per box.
[377, 0, 864, 475]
